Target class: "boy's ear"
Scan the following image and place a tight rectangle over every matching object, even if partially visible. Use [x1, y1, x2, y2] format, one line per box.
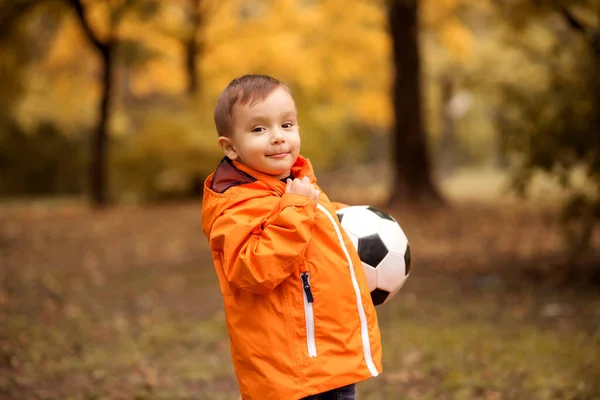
[217, 136, 239, 160]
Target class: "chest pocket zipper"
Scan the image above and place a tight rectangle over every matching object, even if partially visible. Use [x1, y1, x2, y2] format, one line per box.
[301, 272, 317, 358]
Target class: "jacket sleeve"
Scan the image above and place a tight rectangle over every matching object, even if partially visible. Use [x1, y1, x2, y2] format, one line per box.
[210, 193, 317, 295]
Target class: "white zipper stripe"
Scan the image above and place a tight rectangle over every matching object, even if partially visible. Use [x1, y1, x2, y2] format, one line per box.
[302, 273, 317, 358]
[316, 204, 379, 377]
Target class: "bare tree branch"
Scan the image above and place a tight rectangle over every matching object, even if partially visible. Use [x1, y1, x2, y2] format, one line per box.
[66, 0, 108, 52]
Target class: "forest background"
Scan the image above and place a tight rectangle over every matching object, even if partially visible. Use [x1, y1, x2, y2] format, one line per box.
[1, 1, 600, 399]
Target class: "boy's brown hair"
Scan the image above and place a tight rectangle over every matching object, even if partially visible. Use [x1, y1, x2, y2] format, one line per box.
[214, 74, 291, 137]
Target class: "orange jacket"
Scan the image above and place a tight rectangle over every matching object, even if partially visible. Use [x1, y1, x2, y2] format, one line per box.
[201, 156, 382, 400]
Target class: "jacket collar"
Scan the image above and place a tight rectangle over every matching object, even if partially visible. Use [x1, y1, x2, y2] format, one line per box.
[201, 155, 317, 238]
[229, 155, 316, 188]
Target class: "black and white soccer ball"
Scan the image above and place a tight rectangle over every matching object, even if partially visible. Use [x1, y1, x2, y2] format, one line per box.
[336, 206, 411, 306]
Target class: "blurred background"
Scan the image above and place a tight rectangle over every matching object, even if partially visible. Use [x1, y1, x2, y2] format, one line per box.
[1, 0, 599, 399]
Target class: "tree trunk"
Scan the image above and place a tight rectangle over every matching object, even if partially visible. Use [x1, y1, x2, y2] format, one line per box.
[185, 0, 202, 96]
[68, 0, 117, 208]
[185, 36, 199, 95]
[387, 0, 443, 206]
[91, 44, 113, 207]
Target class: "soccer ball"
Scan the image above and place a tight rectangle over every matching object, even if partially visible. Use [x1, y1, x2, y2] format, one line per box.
[336, 206, 411, 306]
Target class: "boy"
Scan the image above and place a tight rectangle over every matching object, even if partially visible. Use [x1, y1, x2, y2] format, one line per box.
[201, 75, 382, 400]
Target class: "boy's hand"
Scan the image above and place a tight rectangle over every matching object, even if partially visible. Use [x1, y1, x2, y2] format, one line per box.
[286, 177, 320, 202]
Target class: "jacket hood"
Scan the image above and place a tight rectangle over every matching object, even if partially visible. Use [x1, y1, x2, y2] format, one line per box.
[201, 155, 316, 238]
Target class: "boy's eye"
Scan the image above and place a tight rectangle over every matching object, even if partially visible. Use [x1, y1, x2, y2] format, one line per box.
[282, 122, 293, 128]
[252, 127, 265, 133]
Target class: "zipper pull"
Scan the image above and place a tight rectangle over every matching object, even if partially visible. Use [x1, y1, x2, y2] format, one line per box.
[301, 273, 314, 303]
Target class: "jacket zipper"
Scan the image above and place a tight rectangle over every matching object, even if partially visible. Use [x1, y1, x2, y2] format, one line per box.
[301, 272, 317, 358]
[315, 204, 379, 377]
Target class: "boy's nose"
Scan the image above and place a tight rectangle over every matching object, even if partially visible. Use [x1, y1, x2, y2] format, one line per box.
[271, 129, 285, 144]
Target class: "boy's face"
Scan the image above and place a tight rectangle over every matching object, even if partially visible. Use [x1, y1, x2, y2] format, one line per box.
[218, 86, 300, 180]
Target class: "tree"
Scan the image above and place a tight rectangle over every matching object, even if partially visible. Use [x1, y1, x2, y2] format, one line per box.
[0, 1, 76, 196]
[66, 0, 158, 207]
[171, 0, 232, 97]
[183, 0, 204, 96]
[387, 0, 444, 205]
[491, 0, 600, 262]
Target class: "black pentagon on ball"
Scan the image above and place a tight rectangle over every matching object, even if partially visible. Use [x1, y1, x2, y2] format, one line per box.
[370, 288, 390, 306]
[367, 206, 396, 222]
[357, 234, 388, 267]
[336, 212, 343, 223]
[404, 244, 411, 274]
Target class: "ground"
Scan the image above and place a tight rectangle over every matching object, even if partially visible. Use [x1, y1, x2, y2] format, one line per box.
[1, 191, 599, 399]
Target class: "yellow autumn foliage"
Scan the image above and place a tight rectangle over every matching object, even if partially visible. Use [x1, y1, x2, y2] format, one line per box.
[11, 0, 483, 198]
[18, 0, 478, 132]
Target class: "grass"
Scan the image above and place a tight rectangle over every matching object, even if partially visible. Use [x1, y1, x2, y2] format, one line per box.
[1, 184, 599, 399]
[358, 276, 600, 400]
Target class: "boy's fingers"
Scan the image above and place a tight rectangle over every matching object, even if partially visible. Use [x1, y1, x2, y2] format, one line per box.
[285, 178, 292, 192]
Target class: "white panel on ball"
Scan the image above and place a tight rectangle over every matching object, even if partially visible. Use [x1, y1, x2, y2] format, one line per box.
[340, 208, 380, 238]
[381, 276, 409, 305]
[391, 275, 409, 296]
[374, 252, 407, 292]
[346, 231, 359, 250]
[377, 219, 409, 255]
[361, 262, 378, 292]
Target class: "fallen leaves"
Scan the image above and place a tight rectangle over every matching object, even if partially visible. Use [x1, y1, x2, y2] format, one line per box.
[0, 201, 599, 399]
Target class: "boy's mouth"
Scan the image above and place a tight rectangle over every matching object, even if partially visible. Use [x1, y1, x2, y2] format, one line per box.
[266, 152, 290, 159]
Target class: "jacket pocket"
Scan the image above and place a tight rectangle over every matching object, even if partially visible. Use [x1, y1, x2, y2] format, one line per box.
[301, 272, 317, 357]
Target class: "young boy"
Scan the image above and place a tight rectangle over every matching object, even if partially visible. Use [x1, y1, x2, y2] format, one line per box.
[201, 74, 382, 400]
